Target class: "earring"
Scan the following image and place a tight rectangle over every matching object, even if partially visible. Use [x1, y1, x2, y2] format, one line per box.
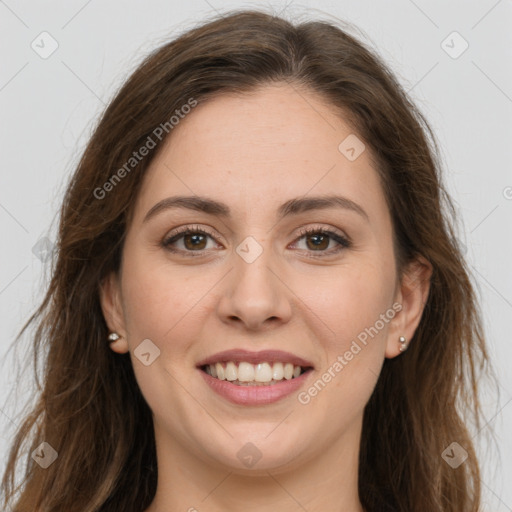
[399, 335, 407, 352]
[108, 332, 120, 342]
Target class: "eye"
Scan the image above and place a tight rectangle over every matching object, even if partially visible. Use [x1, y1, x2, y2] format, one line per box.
[291, 227, 351, 256]
[161, 225, 351, 258]
[162, 225, 222, 254]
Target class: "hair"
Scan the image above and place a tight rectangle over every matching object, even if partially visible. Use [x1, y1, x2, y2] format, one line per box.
[1, 9, 495, 512]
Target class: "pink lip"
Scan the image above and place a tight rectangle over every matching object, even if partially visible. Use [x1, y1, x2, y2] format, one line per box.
[199, 368, 314, 406]
[196, 349, 314, 368]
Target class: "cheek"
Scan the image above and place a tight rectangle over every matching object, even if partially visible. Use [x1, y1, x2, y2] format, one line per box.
[118, 254, 208, 422]
[298, 260, 396, 347]
[294, 264, 394, 430]
[120, 252, 209, 343]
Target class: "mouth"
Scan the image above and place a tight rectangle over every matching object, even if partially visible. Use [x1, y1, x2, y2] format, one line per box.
[196, 349, 314, 405]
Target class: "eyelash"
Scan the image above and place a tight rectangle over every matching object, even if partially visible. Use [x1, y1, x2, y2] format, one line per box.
[161, 224, 351, 258]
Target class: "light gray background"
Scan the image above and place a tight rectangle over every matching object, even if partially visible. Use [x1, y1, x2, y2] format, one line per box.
[1, 0, 511, 509]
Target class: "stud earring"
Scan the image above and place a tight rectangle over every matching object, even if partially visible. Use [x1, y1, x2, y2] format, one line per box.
[108, 332, 120, 342]
[399, 335, 407, 352]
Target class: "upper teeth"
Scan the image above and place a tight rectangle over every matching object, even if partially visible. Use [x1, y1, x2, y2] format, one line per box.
[205, 361, 302, 384]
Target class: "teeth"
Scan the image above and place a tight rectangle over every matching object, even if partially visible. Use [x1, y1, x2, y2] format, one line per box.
[255, 362, 272, 382]
[225, 361, 237, 381]
[272, 362, 284, 380]
[205, 361, 306, 384]
[284, 363, 293, 380]
[238, 362, 255, 382]
[215, 362, 225, 380]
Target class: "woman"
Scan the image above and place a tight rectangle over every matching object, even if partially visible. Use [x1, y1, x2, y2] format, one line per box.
[1, 9, 494, 512]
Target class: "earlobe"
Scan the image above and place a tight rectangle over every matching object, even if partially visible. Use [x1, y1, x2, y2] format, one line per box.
[385, 256, 433, 359]
[99, 272, 130, 354]
[107, 332, 129, 354]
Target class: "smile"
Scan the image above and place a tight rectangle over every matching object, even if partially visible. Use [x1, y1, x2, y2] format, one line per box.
[197, 349, 314, 405]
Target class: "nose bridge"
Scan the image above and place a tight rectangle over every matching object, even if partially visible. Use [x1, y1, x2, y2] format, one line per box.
[216, 235, 292, 329]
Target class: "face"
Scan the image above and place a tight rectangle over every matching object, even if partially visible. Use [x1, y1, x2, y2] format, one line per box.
[101, 83, 424, 474]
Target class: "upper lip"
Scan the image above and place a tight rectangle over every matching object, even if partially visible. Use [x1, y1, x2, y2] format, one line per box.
[197, 349, 314, 368]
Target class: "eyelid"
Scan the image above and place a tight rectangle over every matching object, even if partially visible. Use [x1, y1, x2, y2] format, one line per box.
[293, 224, 350, 243]
[163, 224, 223, 242]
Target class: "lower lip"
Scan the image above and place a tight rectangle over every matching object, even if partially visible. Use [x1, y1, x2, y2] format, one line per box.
[199, 368, 313, 405]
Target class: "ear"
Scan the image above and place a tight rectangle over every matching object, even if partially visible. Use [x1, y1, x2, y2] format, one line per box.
[385, 256, 433, 358]
[99, 272, 129, 354]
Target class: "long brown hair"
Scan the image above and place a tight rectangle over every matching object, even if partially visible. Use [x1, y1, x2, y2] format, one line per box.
[1, 9, 495, 511]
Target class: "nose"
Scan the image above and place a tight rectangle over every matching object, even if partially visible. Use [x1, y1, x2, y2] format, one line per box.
[216, 248, 293, 331]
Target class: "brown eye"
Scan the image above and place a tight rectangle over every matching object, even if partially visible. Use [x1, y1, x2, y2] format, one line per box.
[183, 233, 207, 250]
[305, 233, 330, 251]
[162, 226, 222, 255]
[292, 228, 351, 256]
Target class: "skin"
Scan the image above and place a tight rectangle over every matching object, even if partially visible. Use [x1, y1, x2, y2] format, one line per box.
[100, 83, 431, 512]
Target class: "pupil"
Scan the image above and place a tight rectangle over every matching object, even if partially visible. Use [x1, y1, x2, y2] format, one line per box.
[185, 234, 206, 250]
[307, 234, 328, 250]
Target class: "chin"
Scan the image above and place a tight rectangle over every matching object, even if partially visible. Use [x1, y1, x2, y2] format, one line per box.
[193, 427, 311, 473]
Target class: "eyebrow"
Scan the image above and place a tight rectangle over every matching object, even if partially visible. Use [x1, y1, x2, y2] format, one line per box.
[143, 194, 369, 223]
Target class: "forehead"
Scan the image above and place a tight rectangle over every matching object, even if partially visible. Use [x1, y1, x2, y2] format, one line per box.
[132, 83, 388, 226]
